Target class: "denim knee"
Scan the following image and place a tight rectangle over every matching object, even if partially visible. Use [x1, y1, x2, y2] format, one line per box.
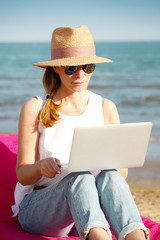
[66, 171, 95, 191]
[96, 169, 127, 194]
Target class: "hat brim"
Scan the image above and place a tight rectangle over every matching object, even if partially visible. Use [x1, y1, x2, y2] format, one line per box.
[33, 56, 112, 68]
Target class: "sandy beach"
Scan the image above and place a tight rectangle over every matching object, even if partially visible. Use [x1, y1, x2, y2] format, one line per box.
[127, 161, 160, 223]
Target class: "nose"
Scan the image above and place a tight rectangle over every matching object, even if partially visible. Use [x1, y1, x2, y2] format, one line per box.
[76, 66, 84, 77]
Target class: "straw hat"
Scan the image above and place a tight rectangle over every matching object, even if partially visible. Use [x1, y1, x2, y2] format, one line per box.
[33, 25, 112, 68]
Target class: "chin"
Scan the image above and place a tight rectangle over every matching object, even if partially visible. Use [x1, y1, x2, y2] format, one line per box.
[74, 86, 88, 92]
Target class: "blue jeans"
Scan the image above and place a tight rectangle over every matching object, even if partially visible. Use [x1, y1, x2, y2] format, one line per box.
[18, 170, 149, 240]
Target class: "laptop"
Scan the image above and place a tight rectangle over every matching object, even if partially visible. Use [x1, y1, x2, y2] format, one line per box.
[62, 122, 152, 172]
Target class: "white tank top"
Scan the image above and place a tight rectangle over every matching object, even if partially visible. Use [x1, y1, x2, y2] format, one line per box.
[12, 91, 104, 216]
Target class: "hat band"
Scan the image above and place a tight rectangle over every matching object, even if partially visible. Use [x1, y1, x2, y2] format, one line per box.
[51, 46, 95, 59]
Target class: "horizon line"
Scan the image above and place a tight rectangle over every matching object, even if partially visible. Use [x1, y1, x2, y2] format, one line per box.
[0, 40, 160, 44]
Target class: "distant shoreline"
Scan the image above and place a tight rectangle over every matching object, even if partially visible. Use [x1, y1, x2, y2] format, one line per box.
[128, 160, 160, 178]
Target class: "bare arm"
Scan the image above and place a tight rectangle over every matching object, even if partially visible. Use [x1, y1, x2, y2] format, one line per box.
[16, 98, 61, 186]
[102, 99, 128, 179]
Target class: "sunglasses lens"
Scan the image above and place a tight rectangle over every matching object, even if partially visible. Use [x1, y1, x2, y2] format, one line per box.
[64, 66, 78, 75]
[82, 64, 96, 74]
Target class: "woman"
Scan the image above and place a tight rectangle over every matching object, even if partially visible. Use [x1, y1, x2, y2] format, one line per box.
[12, 25, 149, 240]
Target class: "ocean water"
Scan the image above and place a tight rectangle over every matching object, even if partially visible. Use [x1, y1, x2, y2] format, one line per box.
[0, 42, 160, 162]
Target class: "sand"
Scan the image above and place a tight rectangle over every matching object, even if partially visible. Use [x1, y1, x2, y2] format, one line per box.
[127, 161, 160, 223]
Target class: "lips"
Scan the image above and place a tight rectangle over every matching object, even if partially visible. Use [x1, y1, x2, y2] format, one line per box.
[72, 81, 85, 85]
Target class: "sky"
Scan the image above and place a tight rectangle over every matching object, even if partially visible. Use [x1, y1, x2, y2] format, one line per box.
[1, 0, 160, 42]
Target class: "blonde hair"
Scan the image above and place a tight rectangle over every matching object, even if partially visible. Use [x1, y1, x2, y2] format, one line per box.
[40, 67, 61, 128]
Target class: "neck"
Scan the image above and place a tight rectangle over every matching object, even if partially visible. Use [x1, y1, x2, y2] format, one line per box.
[54, 89, 89, 105]
[54, 90, 90, 116]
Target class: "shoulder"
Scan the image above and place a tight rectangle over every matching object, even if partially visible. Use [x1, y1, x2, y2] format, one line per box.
[21, 98, 40, 116]
[19, 98, 40, 126]
[103, 98, 117, 112]
[102, 98, 120, 124]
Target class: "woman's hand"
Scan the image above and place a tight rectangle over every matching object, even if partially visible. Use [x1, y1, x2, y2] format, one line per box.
[38, 158, 61, 178]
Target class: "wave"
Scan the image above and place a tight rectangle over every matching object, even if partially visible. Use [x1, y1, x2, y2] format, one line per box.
[120, 96, 160, 107]
[0, 101, 21, 107]
[120, 101, 142, 107]
[89, 85, 110, 90]
[89, 83, 160, 90]
[0, 75, 39, 81]
[150, 137, 160, 142]
[0, 116, 18, 121]
[141, 96, 160, 102]
[130, 84, 160, 89]
[0, 76, 26, 81]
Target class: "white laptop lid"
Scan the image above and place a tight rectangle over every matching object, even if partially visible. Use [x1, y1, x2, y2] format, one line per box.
[66, 122, 152, 172]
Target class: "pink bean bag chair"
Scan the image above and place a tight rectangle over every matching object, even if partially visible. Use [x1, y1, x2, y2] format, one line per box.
[0, 134, 160, 240]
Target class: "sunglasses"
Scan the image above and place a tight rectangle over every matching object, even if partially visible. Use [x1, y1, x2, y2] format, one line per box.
[64, 64, 96, 76]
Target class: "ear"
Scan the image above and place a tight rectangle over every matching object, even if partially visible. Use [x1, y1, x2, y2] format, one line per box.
[53, 66, 60, 74]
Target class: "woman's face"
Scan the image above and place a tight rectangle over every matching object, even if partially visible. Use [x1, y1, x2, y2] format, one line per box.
[53, 66, 92, 94]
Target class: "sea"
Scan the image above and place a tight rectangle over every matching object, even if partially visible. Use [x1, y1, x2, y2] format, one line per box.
[0, 42, 160, 167]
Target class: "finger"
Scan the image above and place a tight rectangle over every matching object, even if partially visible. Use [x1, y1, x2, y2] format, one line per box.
[55, 158, 61, 169]
[49, 158, 61, 174]
[41, 164, 56, 178]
